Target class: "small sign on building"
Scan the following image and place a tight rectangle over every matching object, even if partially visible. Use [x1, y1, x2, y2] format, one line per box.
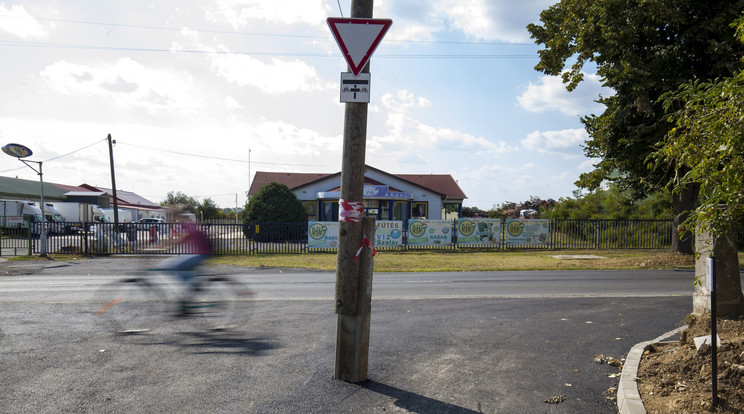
[340, 72, 371, 103]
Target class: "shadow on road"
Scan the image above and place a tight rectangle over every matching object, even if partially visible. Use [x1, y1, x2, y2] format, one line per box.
[362, 380, 483, 414]
[104, 330, 281, 356]
[180, 331, 280, 356]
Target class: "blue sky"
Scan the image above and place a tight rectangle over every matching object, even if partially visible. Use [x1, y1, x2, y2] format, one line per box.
[0, 0, 612, 209]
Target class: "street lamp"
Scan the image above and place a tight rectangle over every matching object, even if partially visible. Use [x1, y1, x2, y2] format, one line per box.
[2, 143, 47, 256]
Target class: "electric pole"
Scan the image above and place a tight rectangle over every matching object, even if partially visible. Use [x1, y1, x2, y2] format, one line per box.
[334, 0, 376, 383]
[107, 134, 119, 225]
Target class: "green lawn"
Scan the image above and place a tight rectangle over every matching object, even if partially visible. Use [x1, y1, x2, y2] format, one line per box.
[16, 249, 744, 272]
[212, 249, 703, 272]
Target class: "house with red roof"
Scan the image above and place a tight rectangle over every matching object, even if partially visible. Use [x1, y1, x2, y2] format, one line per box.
[248, 165, 467, 221]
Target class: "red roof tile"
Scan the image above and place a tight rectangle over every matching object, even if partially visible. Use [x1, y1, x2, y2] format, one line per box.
[396, 174, 467, 199]
[250, 167, 466, 200]
[249, 172, 331, 195]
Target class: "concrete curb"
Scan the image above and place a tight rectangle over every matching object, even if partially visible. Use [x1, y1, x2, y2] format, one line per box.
[617, 325, 687, 414]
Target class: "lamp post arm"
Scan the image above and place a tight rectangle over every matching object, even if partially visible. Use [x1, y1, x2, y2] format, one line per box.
[20, 159, 41, 175]
[18, 159, 46, 256]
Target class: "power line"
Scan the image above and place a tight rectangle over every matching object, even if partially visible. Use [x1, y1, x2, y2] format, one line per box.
[0, 138, 106, 174]
[116, 141, 333, 167]
[0, 39, 536, 59]
[0, 13, 536, 46]
[44, 138, 107, 162]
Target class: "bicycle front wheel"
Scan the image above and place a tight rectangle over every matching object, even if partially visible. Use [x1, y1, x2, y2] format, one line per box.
[189, 276, 253, 332]
[95, 277, 164, 335]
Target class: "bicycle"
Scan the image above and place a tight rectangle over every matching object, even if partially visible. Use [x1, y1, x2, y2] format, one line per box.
[95, 265, 254, 335]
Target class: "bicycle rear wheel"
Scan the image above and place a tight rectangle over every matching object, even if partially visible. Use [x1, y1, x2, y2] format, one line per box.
[96, 277, 164, 335]
[188, 276, 253, 332]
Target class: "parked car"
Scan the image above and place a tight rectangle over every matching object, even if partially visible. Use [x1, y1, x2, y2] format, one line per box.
[136, 218, 165, 230]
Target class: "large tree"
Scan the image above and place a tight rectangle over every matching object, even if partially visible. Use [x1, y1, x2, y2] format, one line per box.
[241, 182, 308, 241]
[527, 0, 744, 253]
[242, 182, 307, 223]
[659, 71, 744, 236]
[654, 17, 744, 315]
[196, 197, 222, 220]
[160, 191, 199, 212]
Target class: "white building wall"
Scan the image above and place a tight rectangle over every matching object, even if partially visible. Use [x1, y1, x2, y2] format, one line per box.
[293, 178, 338, 202]
[290, 169, 445, 219]
[364, 169, 443, 219]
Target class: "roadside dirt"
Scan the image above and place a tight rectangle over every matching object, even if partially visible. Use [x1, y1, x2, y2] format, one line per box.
[615, 252, 695, 269]
[637, 314, 744, 413]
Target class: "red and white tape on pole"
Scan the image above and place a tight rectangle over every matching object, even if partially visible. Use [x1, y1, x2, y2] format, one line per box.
[354, 231, 377, 262]
[338, 199, 364, 223]
[338, 199, 376, 261]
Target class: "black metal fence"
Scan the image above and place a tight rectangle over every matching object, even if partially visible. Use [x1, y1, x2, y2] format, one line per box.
[1, 219, 679, 257]
[0, 222, 306, 256]
[550, 219, 673, 249]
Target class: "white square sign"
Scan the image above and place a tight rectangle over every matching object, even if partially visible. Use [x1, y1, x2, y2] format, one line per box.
[340, 72, 370, 103]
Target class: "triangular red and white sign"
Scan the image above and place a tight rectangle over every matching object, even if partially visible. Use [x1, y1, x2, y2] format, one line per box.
[327, 17, 392, 76]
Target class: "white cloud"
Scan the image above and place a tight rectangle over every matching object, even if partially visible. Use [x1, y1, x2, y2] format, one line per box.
[517, 73, 612, 116]
[171, 27, 330, 94]
[225, 96, 243, 110]
[522, 128, 587, 157]
[436, 0, 491, 39]
[381, 90, 431, 114]
[381, 0, 554, 42]
[207, 0, 330, 27]
[39, 58, 200, 114]
[210, 54, 330, 94]
[370, 89, 516, 166]
[170, 28, 215, 53]
[0, 4, 47, 38]
[479, 0, 557, 42]
[577, 158, 599, 172]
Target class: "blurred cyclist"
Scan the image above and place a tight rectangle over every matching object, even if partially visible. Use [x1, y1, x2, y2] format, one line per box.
[158, 214, 213, 315]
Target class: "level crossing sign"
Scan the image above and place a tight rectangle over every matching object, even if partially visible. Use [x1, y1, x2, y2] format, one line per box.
[327, 17, 392, 76]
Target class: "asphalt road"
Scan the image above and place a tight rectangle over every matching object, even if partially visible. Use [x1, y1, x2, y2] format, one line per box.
[0, 256, 696, 302]
[0, 257, 699, 413]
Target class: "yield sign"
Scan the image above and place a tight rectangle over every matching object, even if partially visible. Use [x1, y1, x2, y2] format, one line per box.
[327, 18, 392, 76]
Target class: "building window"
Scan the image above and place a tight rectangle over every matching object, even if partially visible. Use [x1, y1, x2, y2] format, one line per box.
[381, 200, 391, 220]
[393, 201, 408, 220]
[412, 202, 427, 219]
[303, 201, 317, 221]
[442, 203, 460, 220]
[364, 200, 379, 218]
[321, 201, 337, 221]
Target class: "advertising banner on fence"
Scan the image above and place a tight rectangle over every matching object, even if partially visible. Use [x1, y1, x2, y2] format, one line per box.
[407, 219, 452, 246]
[376, 221, 404, 247]
[504, 219, 549, 245]
[456, 218, 501, 246]
[308, 221, 339, 249]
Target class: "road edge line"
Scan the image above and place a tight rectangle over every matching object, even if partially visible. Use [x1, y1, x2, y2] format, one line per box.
[617, 325, 687, 414]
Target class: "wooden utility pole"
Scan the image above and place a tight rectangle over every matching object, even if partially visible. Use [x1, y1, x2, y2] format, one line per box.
[107, 134, 119, 225]
[334, 0, 376, 383]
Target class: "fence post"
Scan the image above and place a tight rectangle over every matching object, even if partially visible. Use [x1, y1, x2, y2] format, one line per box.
[452, 218, 457, 250]
[500, 217, 504, 250]
[26, 216, 32, 256]
[83, 226, 88, 255]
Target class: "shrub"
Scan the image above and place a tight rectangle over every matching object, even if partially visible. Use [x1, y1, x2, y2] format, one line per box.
[242, 182, 308, 241]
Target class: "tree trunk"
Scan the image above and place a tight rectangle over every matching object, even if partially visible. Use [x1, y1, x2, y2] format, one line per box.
[693, 225, 744, 317]
[671, 183, 698, 254]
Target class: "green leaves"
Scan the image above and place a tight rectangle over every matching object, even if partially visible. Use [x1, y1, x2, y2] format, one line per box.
[160, 191, 199, 212]
[528, 0, 744, 199]
[242, 182, 307, 224]
[530, 0, 744, 249]
[654, 17, 744, 234]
